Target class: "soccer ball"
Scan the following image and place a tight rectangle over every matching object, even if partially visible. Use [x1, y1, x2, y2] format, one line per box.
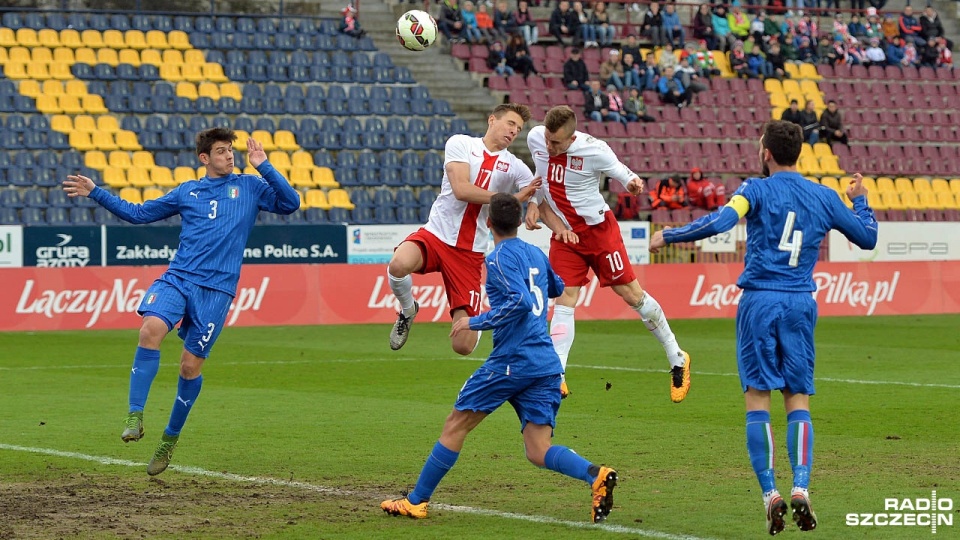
[396, 10, 438, 51]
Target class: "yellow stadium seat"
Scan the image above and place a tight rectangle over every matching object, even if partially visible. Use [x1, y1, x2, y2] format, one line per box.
[184, 49, 205, 65]
[53, 47, 75, 64]
[103, 29, 125, 48]
[937, 192, 958, 209]
[913, 178, 932, 193]
[867, 192, 886, 210]
[143, 187, 165, 201]
[819, 177, 840, 191]
[812, 142, 833, 159]
[858, 176, 877, 193]
[96, 116, 120, 134]
[81, 29, 104, 48]
[251, 131, 276, 151]
[119, 187, 142, 203]
[768, 92, 789, 109]
[140, 48, 162, 66]
[27, 62, 51, 80]
[73, 115, 96, 133]
[84, 151, 108, 170]
[124, 30, 148, 50]
[799, 80, 820, 95]
[202, 63, 228, 83]
[899, 191, 921, 209]
[799, 143, 814, 159]
[0, 47, 6, 63]
[243, 166, 259, 176]
[19, 80, 41, 98]
[272, 166, 291, 180]
[145, 30, 169, 49]
[782, 80, 801, 95]
[180, 63, 204, 82]
[74, 47, 97, 65]
[104, 168, 129, 188]
[305, 189, 332, 209]
[49, 62, 72, 80]
[764, 79, 783, 94]
[92, 132, 118, 152]
[4, 62, 29, 79]
[162, 49, 184, 65]
[196, 166, 206, 179]
[327, 189, 355, 210]
[16, 28, 39, 47]
[291, 151, 314, 169]
[59, 29, 82, 48]
[220, 82, 242, 101]
[176, 81, 198, 99]
[784, 63, 800, 79]
[0, 28, 17, 47]
[197, 82, 220, 99]
[275, 131, 299, 152]
[31, 47, 53, 64]
[168, 30, 192, 50]
[151, 168, 177, 187]
[951, 179, 960, 195]
[59, 95, 84, 114]
[313, 167, 339, 188]
[894, 177, 914, 194]
[65, 80, 87, 96]
[931, 178, 950, 193]
[268, 151, 293, 169]
[234, 130, 250, 150]
[876, 177, 896, 194]
[116, 130, 142, 151]
[8, 46, 30, 62]
[131, 151, 155, 169]
[290, 168, 316, 188]
[880, 192, 903, 210]
[798, 156, 821, 175]
[41, 80, 64, 96]
[118, 49, 141, 66]
[918, 192, 941, 210]
[174, 166, 197, 183]
[108, 151, 132, 169]
[819, 155, 844, 176]
[50, 115, 73, 133]
[127, 167, 152, 187]
[82, 94, 108, 114]
[798, 63, 822, 80]
[159, 63, 183, 81]
[97, 48, 119, 66]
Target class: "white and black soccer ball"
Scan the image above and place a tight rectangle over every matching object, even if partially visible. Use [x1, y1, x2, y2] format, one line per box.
[396, 9, 438, 51]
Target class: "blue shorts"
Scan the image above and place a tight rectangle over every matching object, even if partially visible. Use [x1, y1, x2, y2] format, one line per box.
[455, 366, 562, 432]
[138, 274, 233, 359]
[737, 290, 818, 395]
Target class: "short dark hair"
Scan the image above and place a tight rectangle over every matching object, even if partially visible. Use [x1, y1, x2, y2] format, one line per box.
[544, 105, 577, 133]
[489, 193, 521, 236]
[196, 127, 236, 156]
[761, 121, 803, 167]
[492, 103, 532, 123]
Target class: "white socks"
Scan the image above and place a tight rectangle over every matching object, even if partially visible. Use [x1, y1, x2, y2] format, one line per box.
[550, 305, 576, 372]
[388, 270, 417, 317]
[633, 292, 685, 368]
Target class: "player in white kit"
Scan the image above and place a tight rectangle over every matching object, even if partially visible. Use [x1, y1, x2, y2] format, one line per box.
[526, 105, 691, 402]
[388, 103, 542, 355]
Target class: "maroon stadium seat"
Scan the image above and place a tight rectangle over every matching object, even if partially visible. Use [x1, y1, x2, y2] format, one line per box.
[451, 43, 471, 60]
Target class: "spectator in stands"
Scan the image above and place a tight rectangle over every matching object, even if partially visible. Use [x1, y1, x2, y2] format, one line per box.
[762, 11, 782, 44]
[515, 0, 539, 45]
[591, 2, 616, 47]
[662, 2, 685, 48]
[864, 37, 886, 66]
[675, 57, 708, 95]
[847, 37, 867, 65]
[460, 1, 484, 44]
[641, 52, 661, 91]
[339, 5, 366, 38]
[920, 7, 953, 49]
[747, 43, 772, 78]
[658, 42, 679, 72]
[728, 4, 751, 41]
[885, 36, 905, 66]
[641, 1, 667, 47]
[750, 11, 766, 45]
[847, 14, 867, 39]
[686, 168, 726, 210]
[819, 100, 848, 147]
[650, 176, 686, 210]
[657, 66, 693, 108]
[487, 41, 515, 76]
[863, 9, 882, 41]
[623, 87, 656, 122]
[712, 5, 736, 52]
[505, 33, 539, 78]
[795, 14, 817, 42]
[937, 37, 953, 69]
[902, 40, 919, 67]
[693, 4, 718, 51]
[919, 38, 940, 67]
[816, 36, 839, 66]
[573, 1, 597, 48]
[620, 35, 644, 69]
[621, 53, 642, 88]
[830, 12, 849, 40]
[600, 49, 626, 90]
[493, 1, 518, 38]
[850, 0, 866, 15]
[605, 85, 629, 125]
[880, 14, 899, 42]
[781, 99, 803, 128]
[584, 80, 621, 123]
[766, 41, 789, 79]
[439, 0, 466, 43]
[549, 0, 580, 46]
[693, 40, 722, 77]
[898, 6, 925, 47]
[475, 4, 500, 44]
[799, 100, 820, 144]
[797, 36, 817, 64]
[780, 31, 799, 62]
[563, 47, 591, 91]
[730, 40, 755, 78]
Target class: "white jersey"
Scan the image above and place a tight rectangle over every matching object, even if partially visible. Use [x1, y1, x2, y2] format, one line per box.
[425, 134, 535, 252]
[527, 125, 637, 231]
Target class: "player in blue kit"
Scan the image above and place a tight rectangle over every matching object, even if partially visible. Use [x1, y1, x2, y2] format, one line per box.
[63, 128, 300, 476]
[381, 193, 618, 523]
[650, 121, 878, 535]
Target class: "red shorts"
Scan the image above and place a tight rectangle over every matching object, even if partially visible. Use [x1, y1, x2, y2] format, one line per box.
[404, 228, 485, 317]
[550, 211, 635, 288]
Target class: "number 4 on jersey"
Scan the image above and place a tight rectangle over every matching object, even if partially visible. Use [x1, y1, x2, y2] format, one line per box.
[779, 211, 802, 267]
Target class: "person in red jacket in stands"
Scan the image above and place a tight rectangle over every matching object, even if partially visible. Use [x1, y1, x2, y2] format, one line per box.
[650, 176, 686, 210]
[686, 167, 726, 210]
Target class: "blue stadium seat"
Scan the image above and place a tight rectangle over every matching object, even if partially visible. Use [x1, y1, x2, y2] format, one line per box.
[357, 153, 377, 169]
[304, 208, 328, 223]
[320, 118, 341, 132]
[257, 18, 277, 34]
[215, 17, 236, 33]
[47, 187, 72, 207]
[155, 16, 172, 32]
[311, 51, 330, 67]
[45, 207, 69, 225]
[419, 188, 438, 206]
[0, 190, 23, 208]
[257, 212, 282, 225]
[139, 65, 160, 80]
[263, 97, 284, 115]
[434, 100, 455, 116]
[14, 153, 34, 169]
[155, 151, 176, 169]
[24, 131, 46, 150]
[194, 16, 214, 33]
[36, 152, 57, 169]
[353, 67, 373, 83]
[360, 132, 383, 151]
[356, 168, 378, 187]
[218, 97, 240, 114]
[316, 34, 335, 51]
[0, 207, 17, 225]
[330, 51, 350, 67]
[190, 33, 209, 48]
[382, 169, 404, 188]
[0, 13, 18, 28]
[373, 189, 394, 208]
[46, 13, 68, 31]
[328, 207, 350, 223]
[66, 13, 87, 31]
[374, 206, 397, 224]
[411, 99, 432, 116]
[246, 65, 268, 82]
[336, 34, 358, 52]
[336, 151, 358, 169]
[400, 151, 421, 168]
[234, 117, 254, 133]
[131, 14, 152, 31]
[211, 32, 231, 50]
[395, 188, 417, 207]
[94, 64, 117, 80]
[400, 168, 424, 187]
[396, 206, 419, 224]
[316, 131, 340, 150]
[427, 132, 447, 150]
[352, 206, 376, 225]
[312, 150, 334, 168]
[234, 33, 254, 49]
[71, 63, 94, 79]
[305, 85, 325, 101]
[104, 96, 128, 113]
[423, 152, 444, 170]
[253, 33, 272, 49]
[62, 152, 83, 171]
[21, 207, 44, 226]
[173, 16, 193, 32]
[69, 207, 94, 224]
[291, 51, 310, 66]
[0, 132, 22, 151]
[335, 168, 357, 187]
[6, 115, 25, 133]
[279, 19, 299, 33]
[395, 67, 416, 84]
[94, 207, 120, 224]
[372, 67, 395, 84]
[275, 33, 295, 50]
[331, 66, 352, 83]
[22, 188, 45, 207]
[237, 17, 256, 34]
[110, 14, 130, 31]
[450, 119, 471, 134]
[205, 51, 225, 65]
[372, 53, 393, 68]
[384, 132, 406, 151]
[254, 118, 276, 132]
[227, 50, 246, 65]
[197, 97, 217, 114]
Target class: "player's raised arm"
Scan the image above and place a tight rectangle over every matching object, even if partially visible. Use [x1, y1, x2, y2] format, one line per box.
[833, 172, 878, 250]
[248, 137, 300, 214]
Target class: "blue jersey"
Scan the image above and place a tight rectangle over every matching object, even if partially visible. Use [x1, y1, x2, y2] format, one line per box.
[664, 171, 878, 292]
[90, 161, 300, 295]
[469, 237, 565, 377]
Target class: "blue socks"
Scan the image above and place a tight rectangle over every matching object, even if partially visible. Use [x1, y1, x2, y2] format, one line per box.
[128, 347, 160, 412]
[786, 410, 813, 490]
[408, 441, 460, 505]
[164, 375, 202, 437]
[544, 445, 594, 484]
[746, 410, 777, 494]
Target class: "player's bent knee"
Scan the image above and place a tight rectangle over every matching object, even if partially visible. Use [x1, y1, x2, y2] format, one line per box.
[138, 317, 168, 348]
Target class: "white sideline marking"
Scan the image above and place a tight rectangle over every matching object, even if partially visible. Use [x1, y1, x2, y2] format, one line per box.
[0, 443, 710, 540]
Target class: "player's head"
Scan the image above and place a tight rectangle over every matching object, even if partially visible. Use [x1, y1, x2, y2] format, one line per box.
[485, 103, 531, 152]
[488, 192, 521, 238]
[759, 120, 803, 176]
[543, 105, 578, 157]
[197, 127, 237, 178]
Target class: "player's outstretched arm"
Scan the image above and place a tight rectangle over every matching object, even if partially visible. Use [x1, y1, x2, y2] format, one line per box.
[246, 137, 267, 168]
[64, 174, 177, 224]
[655, 196, 747, 249]
[63, 174, 96, 198]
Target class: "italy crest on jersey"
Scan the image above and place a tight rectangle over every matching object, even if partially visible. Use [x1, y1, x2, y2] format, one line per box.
[146, 293, 157, 304]
[228, 186, 239, 199]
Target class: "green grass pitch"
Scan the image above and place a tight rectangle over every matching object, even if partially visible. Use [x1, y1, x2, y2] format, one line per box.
[1, 314, 958, 539]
